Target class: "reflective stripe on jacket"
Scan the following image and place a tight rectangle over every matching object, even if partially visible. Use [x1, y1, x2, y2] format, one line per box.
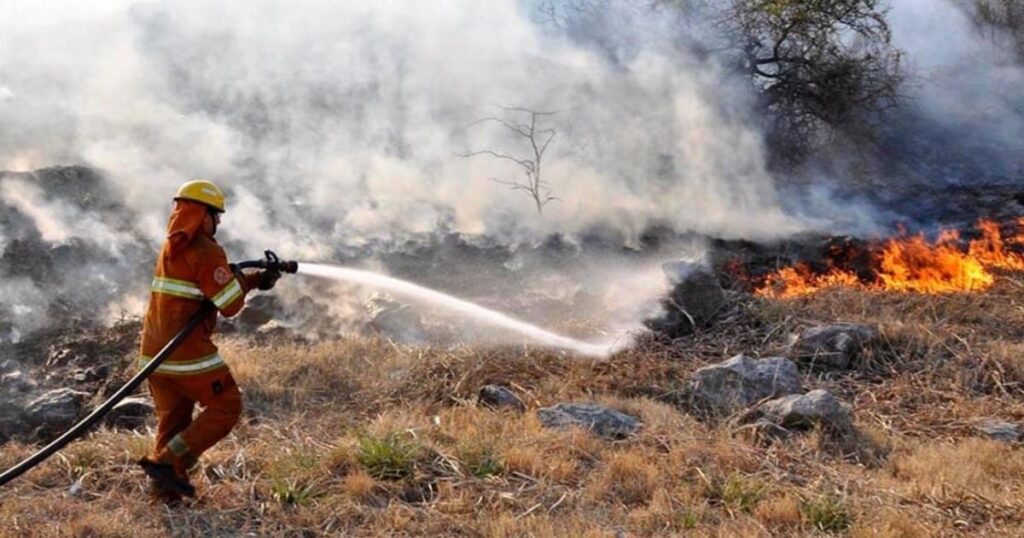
[137, 353, 226, 376]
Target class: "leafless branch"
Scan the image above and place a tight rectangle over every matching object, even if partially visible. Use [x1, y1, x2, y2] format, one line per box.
[460, 105, 563, 215]
[456, 150, 533, 171]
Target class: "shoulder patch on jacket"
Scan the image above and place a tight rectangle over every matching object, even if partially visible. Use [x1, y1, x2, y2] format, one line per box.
[214, 266, 231, 285]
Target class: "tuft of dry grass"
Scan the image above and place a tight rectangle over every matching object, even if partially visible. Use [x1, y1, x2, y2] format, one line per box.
[890, 438, 1024, 502]
[755, 492, 802, 530]
[341, 468, 378, 501]
[988, 339, 1024, 396]
[586, 450, 660, 506]
[800, 491, 852, 533]
[849, 513, 938, 538]
[703, 471, 770, 514]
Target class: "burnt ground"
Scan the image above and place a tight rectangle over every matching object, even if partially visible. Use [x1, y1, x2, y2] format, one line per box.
[4, 166, 1023, 343]
[10, 318, 142, 397]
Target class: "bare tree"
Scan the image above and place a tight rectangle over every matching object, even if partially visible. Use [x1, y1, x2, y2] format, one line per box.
[460, 106, 561, 215]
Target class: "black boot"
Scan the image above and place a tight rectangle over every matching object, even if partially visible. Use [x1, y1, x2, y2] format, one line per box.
[138, 458, 196, 498]
[147, 478, 183, 506]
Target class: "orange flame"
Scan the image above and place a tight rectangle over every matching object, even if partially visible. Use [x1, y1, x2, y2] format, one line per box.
[967, 219, 1024, 270]
[756, 219, 1022, 298]
[876, 233, 992, 293]
[758, 264, 861, 299]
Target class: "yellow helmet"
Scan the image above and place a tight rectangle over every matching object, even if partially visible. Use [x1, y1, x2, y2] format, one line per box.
[174, 179, 226, 212]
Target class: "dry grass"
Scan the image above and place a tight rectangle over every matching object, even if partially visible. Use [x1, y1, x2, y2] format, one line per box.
[3, 278, 1024, 535]
[890, 438, 1024, 503]
[586, 450, 659, 506]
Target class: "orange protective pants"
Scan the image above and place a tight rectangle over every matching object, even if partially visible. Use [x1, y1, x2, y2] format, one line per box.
[147, 367, 242, 474]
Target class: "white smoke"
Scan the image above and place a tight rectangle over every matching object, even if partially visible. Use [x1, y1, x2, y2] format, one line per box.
[0, 277, 48, 343]
[888, 0, 1024, 182]
[0, 0, 807, 254]
[13, 1, 1017, 344]
[0, 179, 133, 256]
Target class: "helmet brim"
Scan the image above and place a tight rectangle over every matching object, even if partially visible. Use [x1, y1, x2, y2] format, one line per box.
[174, 197, 225, 213]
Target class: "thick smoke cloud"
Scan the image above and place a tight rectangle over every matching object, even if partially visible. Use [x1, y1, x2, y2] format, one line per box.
[1, 0, 1019, 345]
[0, 0, 804, 253]
[887, 0, 1024, 184]
[0, 179, 132, 256]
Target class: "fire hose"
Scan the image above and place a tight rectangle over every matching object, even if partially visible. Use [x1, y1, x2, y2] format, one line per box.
[0, 250, 298, 488]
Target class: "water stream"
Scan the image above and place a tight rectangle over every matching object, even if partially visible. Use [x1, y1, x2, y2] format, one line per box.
[298, 263, 619, 358]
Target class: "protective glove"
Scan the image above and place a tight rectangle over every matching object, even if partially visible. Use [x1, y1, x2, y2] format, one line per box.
[256, 269, 282, 291]
[229, 263, 244, 282]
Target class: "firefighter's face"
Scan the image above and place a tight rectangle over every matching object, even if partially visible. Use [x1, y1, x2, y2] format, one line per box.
[204, 209, 221, 236]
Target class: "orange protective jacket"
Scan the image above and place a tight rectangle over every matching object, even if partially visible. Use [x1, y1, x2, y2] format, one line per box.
[139, 201, 257, 375]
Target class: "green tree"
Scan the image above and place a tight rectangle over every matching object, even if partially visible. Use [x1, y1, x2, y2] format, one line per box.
[971, 0, 1024, 61]
[719, 0, 904, 163]
[540, 0, 905, 165]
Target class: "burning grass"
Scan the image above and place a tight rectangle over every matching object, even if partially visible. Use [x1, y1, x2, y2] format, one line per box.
[3, 269, 1024, 535]
[754, 218, 1024, 298]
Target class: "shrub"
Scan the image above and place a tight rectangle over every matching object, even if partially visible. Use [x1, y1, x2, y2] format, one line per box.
[459, 445, 505, 479]
[357, 432, 422, 480]
[270, 478, 319, 506]
[801, 493, 852, 533]
[706, 472, 769, 513]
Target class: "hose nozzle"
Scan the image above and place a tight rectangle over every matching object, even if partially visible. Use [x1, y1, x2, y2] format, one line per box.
[263, 250, 299, 273]
[236, 250, 299, 273]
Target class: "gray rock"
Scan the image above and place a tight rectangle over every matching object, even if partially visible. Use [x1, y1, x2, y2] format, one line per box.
[237, 294, 278, 329]
[537, 402, 641, 439]
[0, 394, 26, 442]
[68, 477, 84, 497]
[975, 420, 1023, 443]
[789, 323, 878, 369]
[756, 389, 853, 432]
[105, 396, 154, 430]
[645, 261, 728, 338]
[478, 385, 526, 411]
[24, 388, 90, 436]
[255, 319, 292, 338]
[690, 355, 802, 417]
[366, 293, 426, 343]
[218, 319, 238, 334]
[46, 347, 87, 367]
[738, 418, 793, 440]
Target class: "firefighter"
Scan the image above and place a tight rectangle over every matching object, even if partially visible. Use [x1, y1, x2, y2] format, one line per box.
[137, 179, 279, 500]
